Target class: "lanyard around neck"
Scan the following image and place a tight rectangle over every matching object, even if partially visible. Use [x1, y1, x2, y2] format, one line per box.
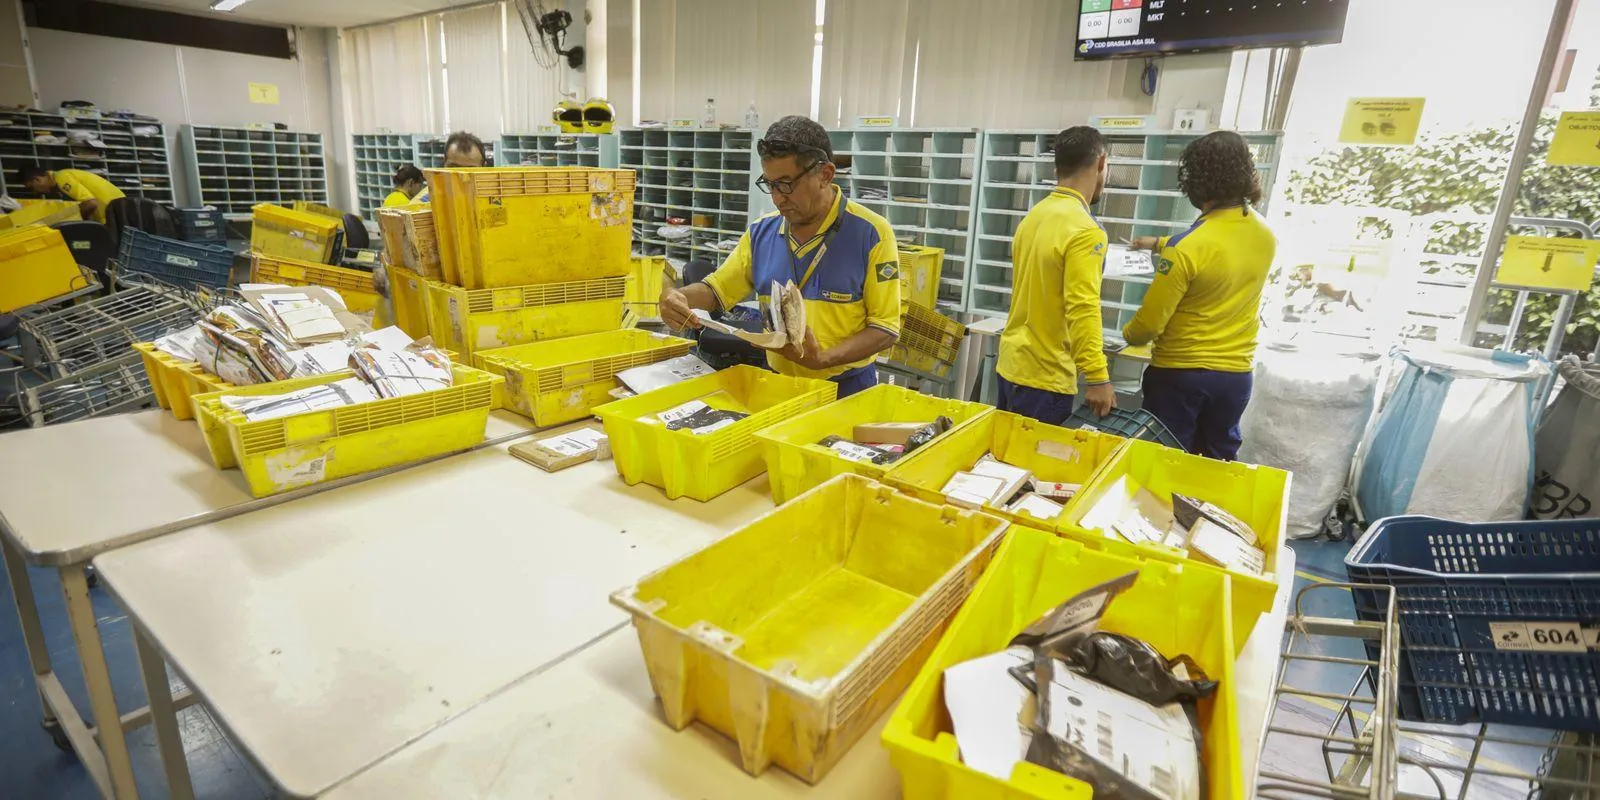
[788, 190, 842, 290]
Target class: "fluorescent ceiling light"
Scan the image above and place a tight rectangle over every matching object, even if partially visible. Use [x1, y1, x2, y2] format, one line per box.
[210, 0, 253, 11]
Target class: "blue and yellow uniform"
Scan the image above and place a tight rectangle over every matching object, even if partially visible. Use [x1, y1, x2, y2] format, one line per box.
[702, 187, 901, 395]
[996, 186, 1109, 424]
[51, 169, 124, 224]
[382, 190, 413, 208]
[1123, 205, 1276, 459]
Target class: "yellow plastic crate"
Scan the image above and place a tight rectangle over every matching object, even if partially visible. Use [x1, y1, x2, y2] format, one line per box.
[883, 526, 1265, 800]
[425, 276, 627, 361]
[0, 200, 83, 230]
[1057, 438, 1291, 596]
[190, 364, 501, 497]
[290, 200, 349, 220]
[0, 226, 89, 312]
[250, 253, 379, 314]
[592, 366, 838, 501]
[427, 166, 635, 288]
[898, 244, 943, 311]
[624, 254, 672, 319]
[389, 265, 431, 339]
[133, 342, 235, 421]
[250, 203, 342, 264]
[474, 329, 692, 427]
[887, 302, 966, 379]
[754, 384, 993, 505]
[884, 411, 1127, 528]
[611, 473, 1009, 784]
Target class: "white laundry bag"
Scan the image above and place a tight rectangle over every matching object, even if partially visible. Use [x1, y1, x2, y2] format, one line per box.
[1355, 344, 1548, 522]
[1530, 356, 1600, 519]
[1239, 341, 1380, 539]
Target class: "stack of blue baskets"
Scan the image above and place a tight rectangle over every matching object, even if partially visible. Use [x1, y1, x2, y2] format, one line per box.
[1346, 515, 1600, 732]
[116, 227, 236, 290]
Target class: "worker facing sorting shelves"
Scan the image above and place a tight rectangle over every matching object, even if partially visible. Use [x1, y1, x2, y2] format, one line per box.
[996, 125, 1117, 425]
[659, 115, 902, 398]
[384, 164, 424, 208]
[16, 163, 125, 223]
[1124, 131, 1277, 461]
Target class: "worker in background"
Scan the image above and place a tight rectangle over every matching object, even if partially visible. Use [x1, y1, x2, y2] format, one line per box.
[411, 131, 487, 205]
[996, 126, 1116, 424]
[16, 165, 124, 223]
[659, 115, 901, 398]
[1123, 130, 1277, 461]
[384, 165, 424, 208]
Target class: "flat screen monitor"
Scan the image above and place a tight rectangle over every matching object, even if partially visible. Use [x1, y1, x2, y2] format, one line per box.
[1075, 0, 1350, 60]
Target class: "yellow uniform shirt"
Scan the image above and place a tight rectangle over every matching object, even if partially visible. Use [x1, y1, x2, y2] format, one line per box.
[703, 188, 901, 380]
[382, 190, 413, 208]
[52, 169, 124, 224]
[997, 186, 1110, 394]
[1123, 206, 1277, 372]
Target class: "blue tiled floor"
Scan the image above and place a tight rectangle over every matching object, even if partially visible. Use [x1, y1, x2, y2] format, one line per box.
[0, 562, 273, 799]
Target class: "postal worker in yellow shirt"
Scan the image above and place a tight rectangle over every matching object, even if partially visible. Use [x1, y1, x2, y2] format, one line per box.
[1125, 131, 1277, 461]
[659, 115, 901, 398]
[997, 126, 1117, 424]
[18, 165, 124, 224]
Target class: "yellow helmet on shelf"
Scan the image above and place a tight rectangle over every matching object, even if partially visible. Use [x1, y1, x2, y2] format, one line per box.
[553, 99, 584, 134]
[583, 97, 615, 134]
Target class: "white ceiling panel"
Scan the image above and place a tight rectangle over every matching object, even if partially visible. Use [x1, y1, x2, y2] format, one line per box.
[104, 0, 476, 29]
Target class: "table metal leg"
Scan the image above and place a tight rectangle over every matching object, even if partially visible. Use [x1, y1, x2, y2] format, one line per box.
[2, 534, 56, 728]
[133, 622, 194, 800]
[60, 563, 141, 799]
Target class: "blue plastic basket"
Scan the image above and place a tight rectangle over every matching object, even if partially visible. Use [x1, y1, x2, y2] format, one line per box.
[117, 227, 236, 290]
[1064, 405, 1186, 452]
[1345, 515, 1600, 731]
[175, 207, 227, 243]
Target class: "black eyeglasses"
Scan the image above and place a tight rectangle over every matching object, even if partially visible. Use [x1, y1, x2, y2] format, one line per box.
[755, 159, 822, 195]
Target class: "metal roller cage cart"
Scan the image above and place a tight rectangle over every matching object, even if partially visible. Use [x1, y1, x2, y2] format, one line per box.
[1257, 582, 1597, 799]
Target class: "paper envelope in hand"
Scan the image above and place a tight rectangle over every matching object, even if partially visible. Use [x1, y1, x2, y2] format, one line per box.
[693, 280, 807, 354]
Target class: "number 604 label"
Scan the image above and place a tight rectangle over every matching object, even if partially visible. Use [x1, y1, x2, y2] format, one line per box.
[1487, 621, 1595, 652]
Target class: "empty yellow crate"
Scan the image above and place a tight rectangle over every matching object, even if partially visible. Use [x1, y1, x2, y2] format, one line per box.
[250, 203, 342, 264]
[251, 252, 379, 313]
[898, 244, 943, 311]
[424, 275, 626, 361]
[592, 365, 838, 501]
[754, 384, 993, 505]
[290, 200, 349, 219]
[389, 265, 430, 339]
[611, 473, 1009, 784]
[427, 166, 635, 288]
[133, 342, 235, 421]
[624, 254, 672, 318]
[887, 302, 966, 379]
[883, 526, 1264, 800]
[0, 200, 82, 230]
[190, 364, 501, 497]
[0, 226, 89, 312]
[474, 329, 692, 427]
[1057, 438, 1290, 597]
[885, 411, 1127, 527]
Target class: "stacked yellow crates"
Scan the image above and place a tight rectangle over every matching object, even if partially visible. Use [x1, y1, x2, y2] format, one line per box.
[421, 166, 692, 424]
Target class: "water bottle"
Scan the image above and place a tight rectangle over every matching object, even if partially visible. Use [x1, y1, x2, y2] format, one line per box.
[702, 98, 716, 128]
[744, 102, 759, 130]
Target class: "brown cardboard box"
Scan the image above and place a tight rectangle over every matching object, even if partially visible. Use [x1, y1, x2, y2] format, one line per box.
[851, 421, 933, 446]
[510, 425, 610, 472]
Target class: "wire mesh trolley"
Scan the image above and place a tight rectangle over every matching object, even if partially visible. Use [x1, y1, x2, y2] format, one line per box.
[18, 286, 199, 377]
[18, 352, 157, 427]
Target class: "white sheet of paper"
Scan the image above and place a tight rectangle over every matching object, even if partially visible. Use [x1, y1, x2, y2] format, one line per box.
[941, 472, 1007, 508]
[1104, 244, 1155, 278]
[536, 427, 608, 457]
[1042, 663, 1200, 800]
[943, 647, 1032, 782]
[656, 399, 709, 425]
[617, 354, 715, 394]
[361, 326, 415, 351]
[1007, 492, 1065, 520]
[294, 341, 353, 375]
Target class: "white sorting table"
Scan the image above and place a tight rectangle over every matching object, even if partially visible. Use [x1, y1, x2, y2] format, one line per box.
[92, 430, 777, 799]
[0, 408, 536, 799]
[317, 550, 1296, 799]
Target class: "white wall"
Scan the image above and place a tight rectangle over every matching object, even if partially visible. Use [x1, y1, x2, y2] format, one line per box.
[28, 25, 340, 206]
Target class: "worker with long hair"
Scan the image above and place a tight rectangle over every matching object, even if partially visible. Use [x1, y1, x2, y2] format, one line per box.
[1123, 130, 1277, 461]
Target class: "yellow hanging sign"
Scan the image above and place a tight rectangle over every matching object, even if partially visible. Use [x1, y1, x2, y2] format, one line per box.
[1547, 110, 1600, 167]
[1495, 235, 1600, 292]
[248, 82, 280, 105]
[1338, 97, 1425, 146]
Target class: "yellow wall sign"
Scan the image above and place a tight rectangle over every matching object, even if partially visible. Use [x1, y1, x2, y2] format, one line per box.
[1496, 235, 1600, 292]
[1547, 110, 1600, 167]
[856, 116, 896, 128]
[1338, 97, 1425, 145]
[1093, 115, 1150, 130]
[248, 82, 279, 105]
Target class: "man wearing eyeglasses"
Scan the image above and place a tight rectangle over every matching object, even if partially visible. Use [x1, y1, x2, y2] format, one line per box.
[659, 115, 901, 398]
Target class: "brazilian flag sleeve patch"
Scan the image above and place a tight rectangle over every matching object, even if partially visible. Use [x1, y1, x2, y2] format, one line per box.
[1156, 257, 1175, 275]
[876, 261, 899, 282]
